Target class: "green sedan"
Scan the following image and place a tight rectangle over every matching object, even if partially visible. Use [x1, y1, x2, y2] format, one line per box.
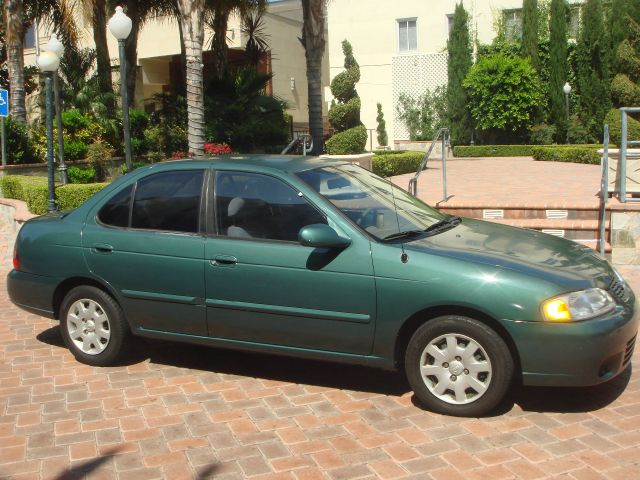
[7, 156, 638, 417]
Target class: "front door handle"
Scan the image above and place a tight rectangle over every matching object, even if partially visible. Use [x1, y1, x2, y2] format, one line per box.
[92, 243, 113, 254]
[210, 255, 237, 266]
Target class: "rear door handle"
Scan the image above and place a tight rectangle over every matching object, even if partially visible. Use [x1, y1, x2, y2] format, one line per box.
[210, 255, 237, 266]
[92, 243, 113, 254]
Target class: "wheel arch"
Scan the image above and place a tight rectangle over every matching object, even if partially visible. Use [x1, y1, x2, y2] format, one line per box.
[52, 276, 121, 320]
[394, 305, 522, 378]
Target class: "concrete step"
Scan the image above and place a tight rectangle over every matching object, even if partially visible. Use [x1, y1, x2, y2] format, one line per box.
[480, 218, 608, 241]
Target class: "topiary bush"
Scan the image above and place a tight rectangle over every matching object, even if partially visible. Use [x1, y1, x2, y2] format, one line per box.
[372, 152, 425, 177]
[326, 40, 367, 155]
[532, 146, 601, 164]
[376, 103, 388, 147]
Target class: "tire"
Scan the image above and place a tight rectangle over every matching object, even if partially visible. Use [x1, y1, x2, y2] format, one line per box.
[59, 286, 129, 366]
[405, 315, 514, 417]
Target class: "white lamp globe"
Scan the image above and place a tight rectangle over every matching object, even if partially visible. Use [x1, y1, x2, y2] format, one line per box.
[43, 33, 64, 58]
[37, 51, 61, 72]
[108, 6, 132, 41]
[563, 82, 572, 95]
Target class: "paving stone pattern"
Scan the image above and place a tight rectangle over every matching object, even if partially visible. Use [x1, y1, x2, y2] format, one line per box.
[0, 227, 639, 479]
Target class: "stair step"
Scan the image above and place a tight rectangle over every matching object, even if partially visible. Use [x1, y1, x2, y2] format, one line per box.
[483, 218, 608, 231]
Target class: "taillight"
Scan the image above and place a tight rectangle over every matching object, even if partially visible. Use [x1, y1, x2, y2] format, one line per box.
[13, 243, 19, 271]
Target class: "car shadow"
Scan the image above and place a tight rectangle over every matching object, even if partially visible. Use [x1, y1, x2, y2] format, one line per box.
[37, 326, 632, 413]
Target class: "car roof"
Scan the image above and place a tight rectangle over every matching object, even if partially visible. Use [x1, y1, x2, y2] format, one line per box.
[145, 155, 350, 175]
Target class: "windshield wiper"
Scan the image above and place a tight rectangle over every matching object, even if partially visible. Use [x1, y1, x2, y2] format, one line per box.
[381, 230, 425, 242]
[423, 216, 462, 235]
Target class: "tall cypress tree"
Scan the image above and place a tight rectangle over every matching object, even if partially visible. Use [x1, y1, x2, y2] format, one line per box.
[522, 0, 539, 71]
[549, 0, 568, 141]
[609, 0, 629, 54]
[447, 2, 473, 146]
[576, 0, 611, 138]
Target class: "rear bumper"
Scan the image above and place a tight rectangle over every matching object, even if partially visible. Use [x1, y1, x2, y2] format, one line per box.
[501, 300, 638, 387]
[7, 269, 57, 319]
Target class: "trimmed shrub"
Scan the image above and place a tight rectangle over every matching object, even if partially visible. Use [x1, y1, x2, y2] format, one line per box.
[0, 175, 106, 215]
[372, 149, 407, 155]
[67, 166, 97, 184]
[325, 125, 367, 155]
[529, 124, 557, 145]
[453, 144, 604, 157]
[372, 152, 424, 177]
[328, 97, 361, 132]
[532, 146, 601, 164]
[64, 139, 89, 161]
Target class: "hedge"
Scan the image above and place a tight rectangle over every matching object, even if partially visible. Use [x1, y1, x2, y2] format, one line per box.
[531, 146, 601, 165]
[453, 144, 603, 157]
[372, 149, 407, 156]
[0, 175, 107, 215]
[372, 152, 425, 177]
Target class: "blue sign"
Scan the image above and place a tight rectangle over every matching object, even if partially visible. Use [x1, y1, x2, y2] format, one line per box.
[0, 89, 8, 117]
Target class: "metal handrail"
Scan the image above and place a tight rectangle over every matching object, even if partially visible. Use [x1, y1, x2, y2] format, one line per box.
[408, 128, 449, 202]
[599, 124, 609, 256]
[619, 107, 640, 202]
[281, 133, 313, 155]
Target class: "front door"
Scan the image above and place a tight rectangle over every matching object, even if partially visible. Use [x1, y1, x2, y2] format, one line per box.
[83, 169, 207, 336]
[204, 170, 376, 355]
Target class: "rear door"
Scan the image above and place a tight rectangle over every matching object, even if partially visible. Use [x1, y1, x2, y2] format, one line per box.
[82, 169, 207, 336]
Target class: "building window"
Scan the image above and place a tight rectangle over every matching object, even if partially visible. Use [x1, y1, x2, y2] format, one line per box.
[398, 19, 417, 52]
[503, 9, 522, 41]
[24, 25, 36, 49]
[569, 5, 582, 39]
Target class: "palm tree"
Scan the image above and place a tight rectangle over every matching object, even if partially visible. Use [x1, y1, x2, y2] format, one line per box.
[3, 0, 78, 123]
[175, 0, 206, 156]
[301, 0, 326, 155]
[4, 0, 27, 122]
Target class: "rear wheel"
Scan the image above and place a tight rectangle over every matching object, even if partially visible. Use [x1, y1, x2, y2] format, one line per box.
[60, 286, 129, 366]
[405, 316, 514, 417]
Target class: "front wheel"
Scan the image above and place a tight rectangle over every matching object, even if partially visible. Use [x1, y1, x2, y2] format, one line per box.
[405, 316, 514, 417]
[60, 286, 129, 366]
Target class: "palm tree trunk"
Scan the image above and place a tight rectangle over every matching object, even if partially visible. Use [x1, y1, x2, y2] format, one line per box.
[301, 0, 326, 156]
[5, 0, 26, 123]
[91, 0, 113, 95]
[212, 6, 230, 80]
[124, 0, 140, 108]
[176, 0, 206, 156]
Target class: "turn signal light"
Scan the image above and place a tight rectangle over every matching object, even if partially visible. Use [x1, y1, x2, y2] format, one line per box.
[544, 299, 571, 321]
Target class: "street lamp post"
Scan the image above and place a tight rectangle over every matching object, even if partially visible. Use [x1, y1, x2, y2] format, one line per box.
[37, 51, 61, 212]
[43, 33, 68, 184]
[563, 82, 572, 145]
[108, 6, 133, 172]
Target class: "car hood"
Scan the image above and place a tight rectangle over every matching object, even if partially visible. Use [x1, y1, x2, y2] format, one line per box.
[405, 217, 614, 290]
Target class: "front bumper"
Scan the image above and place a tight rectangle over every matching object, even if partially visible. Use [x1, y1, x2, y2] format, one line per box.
[500, 299, 638, 387]
[7, 269, 57, 319]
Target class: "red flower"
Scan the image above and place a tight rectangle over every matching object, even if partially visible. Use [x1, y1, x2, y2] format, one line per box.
[204, 143, 232, 155]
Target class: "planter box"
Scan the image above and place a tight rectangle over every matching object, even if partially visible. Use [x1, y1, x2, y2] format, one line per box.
[599, 149, 640, 195]
[320, 152, 374, 171]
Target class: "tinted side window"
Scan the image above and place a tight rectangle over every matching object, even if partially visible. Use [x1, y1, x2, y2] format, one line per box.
[98, 185, 132, 227]
[215, 172, 326, 242]
[132, 170, 204, 233]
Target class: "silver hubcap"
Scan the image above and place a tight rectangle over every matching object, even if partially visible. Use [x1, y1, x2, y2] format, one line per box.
[419, 333, 492, 405]
[66, 299, 110, 355]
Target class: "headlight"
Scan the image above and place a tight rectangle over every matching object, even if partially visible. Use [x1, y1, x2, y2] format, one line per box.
[542, 288, 616, 321]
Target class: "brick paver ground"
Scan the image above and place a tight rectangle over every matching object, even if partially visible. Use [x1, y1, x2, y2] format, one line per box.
[1, 215, 640, 478]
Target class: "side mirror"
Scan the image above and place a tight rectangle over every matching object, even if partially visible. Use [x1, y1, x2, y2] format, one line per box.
[299, 224, 351, 249]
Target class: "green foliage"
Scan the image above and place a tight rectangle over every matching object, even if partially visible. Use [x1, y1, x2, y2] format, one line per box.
[4, 116, 38, 165]
[529, 123, 557, 144]
[611, 74, 640, 106]
[63, 140, 89, 161]
[66, 166, 97, 184]
[128, 109, 150, 156]
[0, 175, 106, 215]
[447, 2, 473, 146]
[121, 161, 150, 175]
[463, 54, 543, 140]
[204, 69, 288, 152]
[372, 149, 407, 155]
[325, 125, 367, 155]
[327, 40, 363, 154]
[396, 87, 447, 141]
[604, 108, 640, 144]
[61, 109, 90, 133]
[376, 103, 388, 147]
[548, 0, 569, 142]
[523, 0, 540, 71]
[86, 139, 113, 182]
[453, 143, 603, 157]
[532, 145, 601, 164]
[611, 5, 640, 108]
[372, 152, 424, 178]
[567, 114, 597, 143]
[575, 0, 611, 138]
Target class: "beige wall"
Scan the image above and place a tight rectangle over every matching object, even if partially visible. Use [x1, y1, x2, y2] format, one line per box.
[326, 0, 525, 147]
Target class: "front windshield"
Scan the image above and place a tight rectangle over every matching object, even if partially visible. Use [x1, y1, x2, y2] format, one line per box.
[297, 163, 447, 241]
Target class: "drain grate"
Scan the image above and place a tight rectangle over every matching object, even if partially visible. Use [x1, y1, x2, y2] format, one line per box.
[483, 209, 504, 219]
[546, 209, 569, 219]
[541, 229, 565, 237]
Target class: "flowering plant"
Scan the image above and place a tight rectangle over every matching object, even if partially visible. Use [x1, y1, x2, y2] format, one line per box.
[204, 143, 232, 155]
